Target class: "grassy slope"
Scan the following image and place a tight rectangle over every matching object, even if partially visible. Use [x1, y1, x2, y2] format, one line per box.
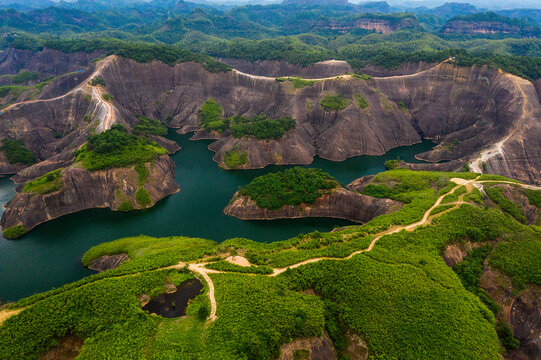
[1, 170, 539, 360]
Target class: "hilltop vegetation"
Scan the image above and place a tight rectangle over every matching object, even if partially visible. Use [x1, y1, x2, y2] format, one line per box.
[198, 99, 296, 139]
[2, 168, 539, 359]
[74, 125, 167, 171]
[238, 168, 340, 210]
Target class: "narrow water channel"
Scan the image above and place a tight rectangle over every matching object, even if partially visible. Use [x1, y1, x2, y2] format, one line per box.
[0, 131, 435, 302]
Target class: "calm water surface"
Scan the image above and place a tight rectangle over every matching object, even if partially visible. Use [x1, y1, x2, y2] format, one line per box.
[0, 132, 435, 301]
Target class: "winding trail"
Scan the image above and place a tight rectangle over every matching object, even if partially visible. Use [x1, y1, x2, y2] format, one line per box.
[469, 74, 532, 173]
[1, 56, 117, 133]
[2, 178, 538, 325]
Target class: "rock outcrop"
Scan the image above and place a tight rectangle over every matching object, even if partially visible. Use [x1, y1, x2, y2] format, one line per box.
[0, 155, 179, 232]
[1, 51, 540, 184]
[219, 59, 353, 79]
[88, 253, 130, 272]
[318, 16, 418, 34]
[224, 187, 402, 223]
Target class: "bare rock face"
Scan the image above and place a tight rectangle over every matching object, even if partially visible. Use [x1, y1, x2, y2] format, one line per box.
[480, 268, 541, 360]
[224, 188, 402, 223]
[318, 17, 418, 34]
[0, 155, 179, 232]
[278, 336, 337, 360]
[1, 52, 540, 184]
[88, 253, 129, 272]
[219, 59, 353, 79]
[442, 20, 537, 37]
[0, 48, 104, 77]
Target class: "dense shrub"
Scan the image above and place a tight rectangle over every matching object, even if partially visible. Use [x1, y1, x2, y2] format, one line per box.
[224, 149, 248, 169]
[0, 139, 36, 165]
[198, 98, 223, 132]
[2, 224, 28, 239]
[230, 115, 296, 140]
[485, 186, 526, 223]
[135, 188, 152, 207]
[239, 167, 339, 210]
[90, 76, 106, 87]
[320, 94, 349, 111]
[74, 125, 167, 171]
[133, 116, 167, 136]
[11, 71, 38, 84]
[353, 94, 369, 109]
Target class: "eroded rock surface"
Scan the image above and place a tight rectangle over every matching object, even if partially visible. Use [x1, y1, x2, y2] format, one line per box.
[278, 336, 336, 360]
[224, 187, 402, 223]
[1, 156, 179, 232]
[88, 253, 130, 272]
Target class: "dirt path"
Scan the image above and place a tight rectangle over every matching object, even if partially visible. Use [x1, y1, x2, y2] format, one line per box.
[0, 308, 25, 325]
[2, 56, 117, 133]
[470, 74, 532, 173]
[232, 60, 448, 83]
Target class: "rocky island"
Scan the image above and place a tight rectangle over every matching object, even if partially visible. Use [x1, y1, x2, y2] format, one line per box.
[224, 167, 402, 222]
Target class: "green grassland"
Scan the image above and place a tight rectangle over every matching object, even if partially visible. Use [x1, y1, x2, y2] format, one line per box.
[23, 169, 63, 195]
[1, 169, 539, 359]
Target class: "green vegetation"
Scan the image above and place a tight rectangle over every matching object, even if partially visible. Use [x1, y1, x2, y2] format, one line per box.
[205, 260, 273, 275]
[397, 101, 409, 113]
[524, 189, 541, 207]
[4, 167, 540, 359]
[238, 168, 339, 210]
[320, 94, 349, 111]
[0, 85, 31, 100]
[23, 169, 63, 195]
[464, 187, 484, 204]
[2, 224, 28, 239]
[383, 159, 399, 170]
[198, 98, 223, 132]
[90, 76, 106, 87]
[230, 115, 296, 140]
[102, 93, 114, 102]
[118, 199, 135, 211]
[223, 149, 248, 169]
[198, 99, 296, 139]
[351, 72, 372, 80]
[10, 71, 38, 84]
[0, 139, 36, 165]
[442, 138, 460, 151]
[485, 185, 526, 223]
[430, 204, 455, 215]
[276, 77, 316, 88]
[293, 349, 310, 360]
[74, 125, 167, 171]
[441, 185, 466, 204]
[133, 116, 167, 136]
[353, 93, 369, 109]
[135, 188, 152, 207]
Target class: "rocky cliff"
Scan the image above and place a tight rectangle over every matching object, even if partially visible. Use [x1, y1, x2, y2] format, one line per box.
[219, 59, 353, 79]
[224, 187, 402, 223]
[318, 16, 418, 34]
[0, 155, 179, 232]
[1, 52, 540, 184]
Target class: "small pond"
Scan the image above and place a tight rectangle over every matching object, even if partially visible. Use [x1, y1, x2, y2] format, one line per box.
[142, 278, 204, 318]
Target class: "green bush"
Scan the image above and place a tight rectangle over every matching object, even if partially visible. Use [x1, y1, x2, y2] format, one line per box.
[384, 159, 399, 170]
[133, 116, 167, 136]
[102, 93, 114, 102]
[135, 188, 151, 207]
[74, 125, 167, 171]
[224, 149, 248, 169]
[11, 71, 38, 84]
[276, 77, 316, 88]
[1, 139, 36, 165]
[485, 186, 526, 223]
[118, 199, 135, 211]
[353, 94, 369, 109]
[238, 168, 339, 210]
[90, 77, 106, 87]
[198, 98, 223, 132]
[320, 94, 349, 111]
[230, 114, 296, 140]
[23, 169, 63, 194]
[351, 73, 372, 80]
[2, 224, 28, 239]
[205, 260, 273, 275]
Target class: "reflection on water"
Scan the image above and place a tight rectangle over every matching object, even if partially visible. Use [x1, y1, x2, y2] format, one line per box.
[0, 132, 435, 301]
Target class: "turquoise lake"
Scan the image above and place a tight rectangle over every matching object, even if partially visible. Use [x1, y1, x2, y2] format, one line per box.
[0, 132, 435, 302]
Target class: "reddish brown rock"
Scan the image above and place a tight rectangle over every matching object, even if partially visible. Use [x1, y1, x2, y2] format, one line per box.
[224, 187, 402, 223]
[0, 155, 179, 232]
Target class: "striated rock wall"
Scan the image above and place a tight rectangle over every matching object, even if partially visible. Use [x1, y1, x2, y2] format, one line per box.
[218, 59, 353, 79]
[0, 48, 105, 77]
[0, 155, 179, 232]
[1, 54, 539, 183]
[224, 187, 402, 223]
